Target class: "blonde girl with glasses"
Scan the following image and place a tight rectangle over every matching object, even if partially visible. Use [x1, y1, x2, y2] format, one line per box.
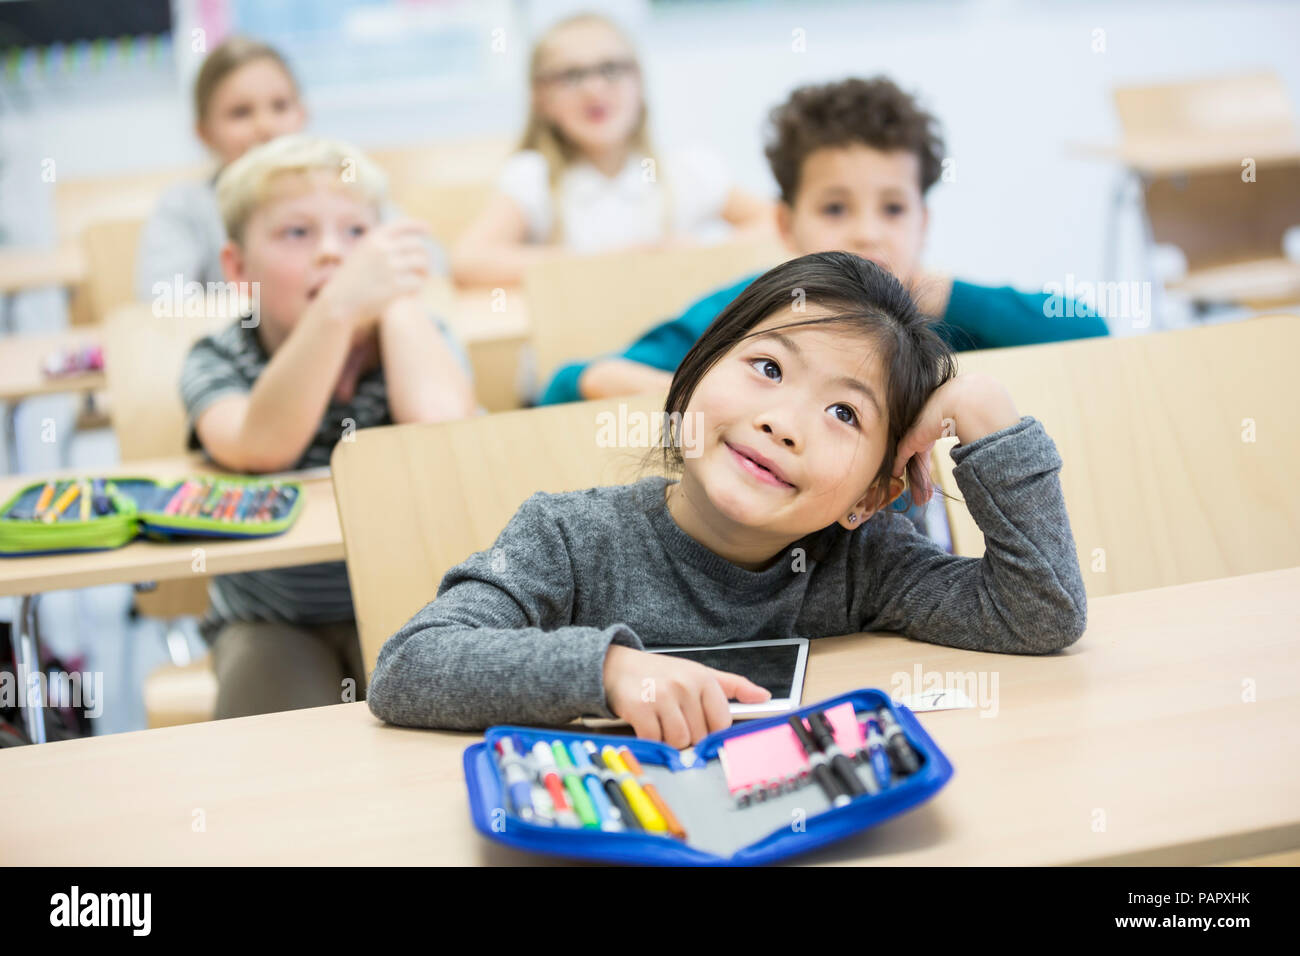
[451, 12, 774, 286]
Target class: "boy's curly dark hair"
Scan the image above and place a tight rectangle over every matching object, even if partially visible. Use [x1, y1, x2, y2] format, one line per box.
[764, 76, 947, 203]
[660, 251, 957, 520]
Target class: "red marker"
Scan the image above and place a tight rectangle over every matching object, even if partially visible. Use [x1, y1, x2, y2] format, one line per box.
[530, 741, 580, 827]
[221, 487, 244, 522]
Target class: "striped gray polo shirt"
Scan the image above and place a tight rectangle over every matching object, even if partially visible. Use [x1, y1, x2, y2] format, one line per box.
[180, 316, 470, 636]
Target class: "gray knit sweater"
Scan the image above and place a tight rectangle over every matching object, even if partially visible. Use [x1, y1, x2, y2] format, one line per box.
[367, 415, 1086, 730]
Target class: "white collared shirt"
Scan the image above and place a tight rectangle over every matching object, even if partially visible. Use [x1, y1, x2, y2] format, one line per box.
[498, 146, 733, 253]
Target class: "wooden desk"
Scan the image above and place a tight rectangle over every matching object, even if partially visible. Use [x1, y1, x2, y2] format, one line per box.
[0, 458, 342, 597]
[0, 330, 106, 403]
[1069, 137, 1300, 177]
[1, 566, 1294, 865]
[0, 329, 108, 474]
[0, 458, 342, 744]
[0, 242, 86, 297]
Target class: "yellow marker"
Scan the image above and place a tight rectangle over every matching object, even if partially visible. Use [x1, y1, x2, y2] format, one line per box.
[33, 481, 56, 518]
[619, 746, 687, 841]
[79, 480, 90, 521]
[602, 746, 666, 833]
[44, 482, 80, 524]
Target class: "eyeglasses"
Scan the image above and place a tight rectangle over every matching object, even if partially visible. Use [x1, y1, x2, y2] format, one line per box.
[538, 59, 638, 89]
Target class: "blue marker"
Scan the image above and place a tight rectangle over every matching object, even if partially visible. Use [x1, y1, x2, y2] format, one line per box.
[864, 719, 893, 789]
[235, 484, 260, 522]
[569, 740, 623, 832]
[494, 735, 536, 823]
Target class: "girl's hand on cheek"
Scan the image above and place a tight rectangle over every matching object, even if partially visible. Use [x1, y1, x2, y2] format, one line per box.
[602, 644, 770, 749]
[892, 373, 1020, 503]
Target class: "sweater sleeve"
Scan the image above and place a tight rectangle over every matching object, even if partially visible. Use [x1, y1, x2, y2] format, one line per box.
[366, 494, 646, 730]
[853, 416, 1087, 654]
[937, 280, 1111, 351]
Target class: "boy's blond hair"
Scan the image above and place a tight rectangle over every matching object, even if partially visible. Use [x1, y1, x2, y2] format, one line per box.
[216, 134, 388, 243]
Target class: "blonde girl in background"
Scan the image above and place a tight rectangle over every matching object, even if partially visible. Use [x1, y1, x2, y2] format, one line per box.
[451, 12, 774, 286]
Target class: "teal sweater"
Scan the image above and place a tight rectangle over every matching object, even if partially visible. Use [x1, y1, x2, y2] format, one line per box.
[538, 274, 1110, 406]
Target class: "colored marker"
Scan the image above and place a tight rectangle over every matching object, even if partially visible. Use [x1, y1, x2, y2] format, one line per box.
[617, 746, 686, 840]
[164, 480, 192, 515]
[583, 741, 641, 832]
[255, 485, 280, 522]
[91, 478, 111, 516]
[185, 481, 209, 517]
[863, 719, 894, 790]
[569, 741, 623, 832]
[875, 708, 922, 775]
[788, 714, 849, 808]
[221, 486, 244, 522]
[531, 783, 555, 825]
[33, 481, 56, 519]
[601, 745, 666, 833]
[198, 482, 224, 517]
[495, 736, 536, 823]
[235, 484, 261, 521]
[530, 741, 580, 828]
[78, 479, 90, 521]
[215, 489, 236, 520]
[808, 711, 867, 798]
[43, 482, 80, 524]
[552, 740, 599, 829]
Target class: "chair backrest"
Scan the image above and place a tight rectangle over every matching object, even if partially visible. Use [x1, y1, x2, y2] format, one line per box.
[369, 136, 513, 188]
[332, 391, 669, 675]
[101, 302, 233, 461]
[372, 137, 512, 247]
[931, 314, 1300, 598]
[1113, 72, 1300, 272]
[524, 237, 787, 384]
[1113, 72, 1296, 146]
[54, 164, 209, 242]
[81, 217, 146, 320]
[53, 164, 207, 325]
[388, 180, 497, 249]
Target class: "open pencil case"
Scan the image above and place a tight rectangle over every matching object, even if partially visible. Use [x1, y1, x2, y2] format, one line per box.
[463, 687, 953, 866]
[0, 475, 305, 556]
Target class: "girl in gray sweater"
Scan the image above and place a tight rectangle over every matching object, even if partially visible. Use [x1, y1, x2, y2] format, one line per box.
[368, 251, 1087, 747]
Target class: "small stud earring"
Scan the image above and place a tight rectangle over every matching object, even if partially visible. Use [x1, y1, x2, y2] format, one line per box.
[848, 513, 858, 524]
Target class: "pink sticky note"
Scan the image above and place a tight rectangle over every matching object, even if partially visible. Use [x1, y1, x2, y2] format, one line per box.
[720, 701, 864, 793]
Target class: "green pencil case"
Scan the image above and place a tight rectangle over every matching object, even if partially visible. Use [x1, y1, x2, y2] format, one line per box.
[0, 475, 304, 556]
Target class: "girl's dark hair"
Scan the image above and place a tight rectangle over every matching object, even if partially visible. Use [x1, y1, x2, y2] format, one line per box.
[660, 250, 957, 517]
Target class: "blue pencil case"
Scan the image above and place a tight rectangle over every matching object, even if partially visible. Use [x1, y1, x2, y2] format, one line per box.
[463, 687, 953, 866]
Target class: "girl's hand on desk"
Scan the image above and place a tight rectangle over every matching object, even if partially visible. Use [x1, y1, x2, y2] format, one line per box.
[891, 373, 1020, 505]
[603, 644, 771, 749]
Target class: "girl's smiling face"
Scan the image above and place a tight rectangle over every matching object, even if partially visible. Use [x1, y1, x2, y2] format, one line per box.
[672, 308, 904, 562]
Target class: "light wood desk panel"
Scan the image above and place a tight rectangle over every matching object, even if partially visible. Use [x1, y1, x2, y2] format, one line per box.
[1, 566, 1294, 865]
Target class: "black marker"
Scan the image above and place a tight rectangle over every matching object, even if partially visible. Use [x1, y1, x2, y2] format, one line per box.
[788, 714, 849, 808]
[874, 707, 922, 775]
[808, 711, 868, 798]
[583, 742, 642, 832]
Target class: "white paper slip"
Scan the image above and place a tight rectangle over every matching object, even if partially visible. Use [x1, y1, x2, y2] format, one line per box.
[891, 687, 977, 712]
